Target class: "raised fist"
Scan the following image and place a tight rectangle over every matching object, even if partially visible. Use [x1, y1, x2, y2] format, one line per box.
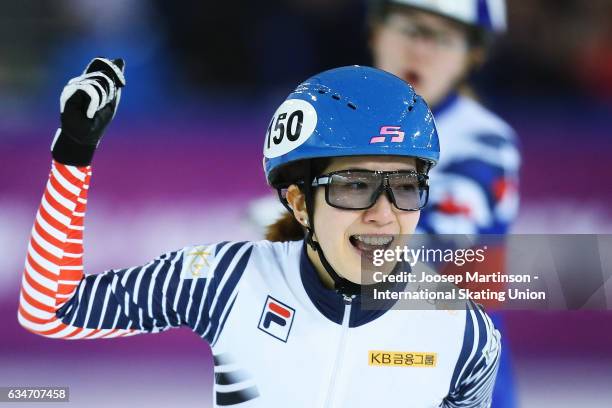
[51, 57, 126, 166]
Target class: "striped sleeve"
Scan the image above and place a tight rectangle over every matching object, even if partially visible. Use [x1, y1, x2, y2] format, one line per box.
[442, 302, 502, 408]
[17, 160, 253, 341]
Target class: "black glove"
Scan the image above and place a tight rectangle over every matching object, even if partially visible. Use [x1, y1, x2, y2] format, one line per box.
[51, 57, 126, 166]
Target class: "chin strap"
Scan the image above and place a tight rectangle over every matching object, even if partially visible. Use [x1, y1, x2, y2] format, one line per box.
[302, 163, 396, 298]
[305, 229, 363, 297]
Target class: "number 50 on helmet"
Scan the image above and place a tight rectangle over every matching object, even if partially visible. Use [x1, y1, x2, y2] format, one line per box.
[263, 65, 440, 188]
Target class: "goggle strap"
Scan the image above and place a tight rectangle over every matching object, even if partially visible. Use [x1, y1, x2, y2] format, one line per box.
[311, 176, 329, 187]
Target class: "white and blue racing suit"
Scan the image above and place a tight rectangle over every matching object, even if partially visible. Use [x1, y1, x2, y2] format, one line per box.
[419, 93, 520, 235]
[18, 161, 501, 407]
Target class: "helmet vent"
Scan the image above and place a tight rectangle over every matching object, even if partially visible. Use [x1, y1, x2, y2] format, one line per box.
[315, 88, 356, 110]
[408, 98, 417, 112]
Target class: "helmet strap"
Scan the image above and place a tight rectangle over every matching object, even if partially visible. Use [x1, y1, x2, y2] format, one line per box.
[302, 163, 362, 297]
[305, 229, 363, 297]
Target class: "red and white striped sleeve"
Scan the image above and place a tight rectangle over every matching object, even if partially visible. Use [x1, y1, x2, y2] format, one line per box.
[17, 161, 141, 339]
[18, 160, 254, 342]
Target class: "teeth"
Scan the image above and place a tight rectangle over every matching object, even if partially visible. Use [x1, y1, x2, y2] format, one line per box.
[355, 235, 393, 246]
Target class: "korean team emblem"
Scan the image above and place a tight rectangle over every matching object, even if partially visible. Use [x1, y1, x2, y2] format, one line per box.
[258, 296, 296, 343]
[181, 245, 212, 279]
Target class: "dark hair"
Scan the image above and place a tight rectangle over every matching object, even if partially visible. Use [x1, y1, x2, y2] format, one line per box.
[265, 211, 304, 242]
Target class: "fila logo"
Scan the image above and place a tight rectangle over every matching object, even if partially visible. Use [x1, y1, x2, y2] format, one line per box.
[370, 126, 405, 144]
[257, 296, 296, 343]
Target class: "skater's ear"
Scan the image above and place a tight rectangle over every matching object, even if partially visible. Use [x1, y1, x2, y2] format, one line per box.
[265, 186, 308, 242]
[285, 184, 309, 228]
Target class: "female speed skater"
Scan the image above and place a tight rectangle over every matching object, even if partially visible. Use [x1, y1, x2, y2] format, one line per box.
[18, 59, 500, 407]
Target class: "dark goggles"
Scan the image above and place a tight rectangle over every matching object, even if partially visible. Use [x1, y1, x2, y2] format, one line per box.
[311, 170, 429, 211]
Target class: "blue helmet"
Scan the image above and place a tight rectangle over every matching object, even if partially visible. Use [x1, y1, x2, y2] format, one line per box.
[264, 65, 439, 187]
[378, 0, 507, 33]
